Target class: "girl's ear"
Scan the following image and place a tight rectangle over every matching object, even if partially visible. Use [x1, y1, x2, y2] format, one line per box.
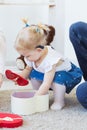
[36, 48, 42, 52]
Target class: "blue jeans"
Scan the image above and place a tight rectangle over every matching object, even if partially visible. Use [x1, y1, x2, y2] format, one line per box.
[76, 82, 87, 109]
[69, 21, 87, 109]
[69, 21, 87, 81]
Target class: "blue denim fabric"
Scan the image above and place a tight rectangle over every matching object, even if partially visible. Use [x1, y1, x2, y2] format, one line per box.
[29, 63, 82, 94]
[76, 82, 87, 109]
[69, 21, 87, 109]
[69, 21, 87, 81]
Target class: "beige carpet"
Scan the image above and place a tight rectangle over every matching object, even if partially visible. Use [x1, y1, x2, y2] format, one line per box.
[0, 79, 87, 130]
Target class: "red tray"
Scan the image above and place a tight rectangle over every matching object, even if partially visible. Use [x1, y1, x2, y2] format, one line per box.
[5, 70, 29, 86]
[0, 112, 23, 128]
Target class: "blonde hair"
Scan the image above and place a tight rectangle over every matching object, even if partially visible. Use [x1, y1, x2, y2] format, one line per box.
[15, 25, 47, 51]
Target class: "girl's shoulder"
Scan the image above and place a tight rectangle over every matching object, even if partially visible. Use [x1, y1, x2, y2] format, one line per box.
[40, 46, 63, 72]
[46, 46, 63, 64]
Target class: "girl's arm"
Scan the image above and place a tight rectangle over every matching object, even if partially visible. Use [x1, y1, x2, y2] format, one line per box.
[35, 64, 56, 95]
[19, 65, 32, 79]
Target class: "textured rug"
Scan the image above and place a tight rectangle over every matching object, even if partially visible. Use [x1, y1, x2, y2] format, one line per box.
[0, 80, 87, 130]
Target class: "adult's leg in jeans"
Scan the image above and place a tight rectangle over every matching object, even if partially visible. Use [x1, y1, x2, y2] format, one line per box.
[69, 22, 87, 80]
[76, 82, 87, 109]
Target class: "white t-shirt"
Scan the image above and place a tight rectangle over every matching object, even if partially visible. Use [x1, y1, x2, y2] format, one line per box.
[25, 46, 71, 73]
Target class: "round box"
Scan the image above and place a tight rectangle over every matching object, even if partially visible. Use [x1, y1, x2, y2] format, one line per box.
[11, 91, 49, 115]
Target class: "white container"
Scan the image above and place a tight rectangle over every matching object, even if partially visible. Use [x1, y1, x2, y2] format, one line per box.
[11, 91, 49, 115]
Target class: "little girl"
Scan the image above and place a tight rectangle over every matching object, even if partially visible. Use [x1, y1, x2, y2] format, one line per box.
[0, 31, 6, 87]
[14, 24, 82, 110]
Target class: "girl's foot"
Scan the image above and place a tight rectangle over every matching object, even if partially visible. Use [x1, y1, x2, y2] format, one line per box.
[50, 102, 65, 110]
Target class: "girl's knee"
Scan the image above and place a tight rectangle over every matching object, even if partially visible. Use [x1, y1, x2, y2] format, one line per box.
[76, 82, 87, 108]
[69, 22, 85, 44]
[69, 21, 85, 34]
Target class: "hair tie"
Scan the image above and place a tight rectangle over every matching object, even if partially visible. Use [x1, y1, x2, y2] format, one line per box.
[37, 23, 50, 31]
[21, 18, 29, 27]
[36, 27, 40, 33]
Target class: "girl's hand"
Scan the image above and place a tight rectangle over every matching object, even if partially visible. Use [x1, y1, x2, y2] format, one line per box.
[34, 91, 43, 96]
[34, 92, 39, 96]
[12, 77, 19, 85]
[34, 91, 40, 96]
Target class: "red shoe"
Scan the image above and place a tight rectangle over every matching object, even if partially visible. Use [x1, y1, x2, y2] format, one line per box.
[0, 112, 23, 128]
[5, 70, 29, 86]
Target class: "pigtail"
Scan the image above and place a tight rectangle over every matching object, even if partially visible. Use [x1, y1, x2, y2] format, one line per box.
[35, 23, 55, 45]
[45, 25, 55, 45]
[21, 18, 29, 27]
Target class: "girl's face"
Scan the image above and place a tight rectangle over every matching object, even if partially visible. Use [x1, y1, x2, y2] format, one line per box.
[19, 48, 42, 62]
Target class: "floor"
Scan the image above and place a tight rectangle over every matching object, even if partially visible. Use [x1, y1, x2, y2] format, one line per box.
[0, 66, 87, 130]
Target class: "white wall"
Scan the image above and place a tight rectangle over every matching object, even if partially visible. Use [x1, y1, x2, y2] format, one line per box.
[0, 4, 49, 65]
[49, 0, 65, 54]
[65, 0, 87, 65]
[1, 0, 87, 66]
[55, 0, 65, 54]
[1, 0, 49, 4]
[50, 0, 87, 65]
[0, 0, 65, 65]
